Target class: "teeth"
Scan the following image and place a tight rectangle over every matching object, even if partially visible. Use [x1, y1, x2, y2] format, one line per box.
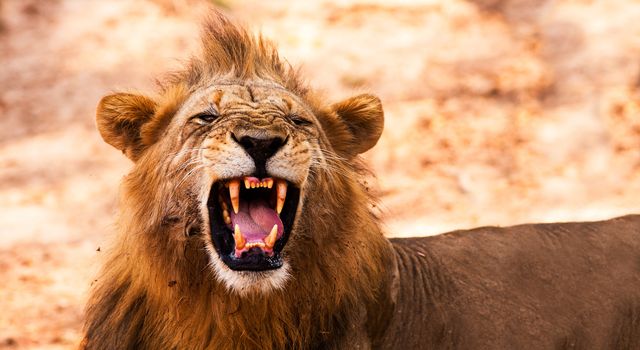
[276, 180, 288, 214]
[228, 179, 240, 214]
[245, 242, 265, 249]
[265, 224, 278, 249]
[234, 224, 246, 250]
[222, 209, 231, 225]
[229, 177, 287, 215]
[241, 177, 277, 190]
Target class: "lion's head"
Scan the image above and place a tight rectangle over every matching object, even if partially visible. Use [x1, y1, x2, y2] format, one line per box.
[94, 13, 385, 296]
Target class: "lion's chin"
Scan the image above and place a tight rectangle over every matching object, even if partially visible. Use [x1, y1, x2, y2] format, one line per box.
[207, 176, 300, 272]
[208, 247, 291, 295]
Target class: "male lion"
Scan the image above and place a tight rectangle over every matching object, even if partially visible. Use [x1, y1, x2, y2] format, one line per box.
[83, 12, 640, 349]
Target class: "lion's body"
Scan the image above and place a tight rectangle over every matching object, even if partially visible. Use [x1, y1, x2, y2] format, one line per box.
[83, 12, 640, 350]
[382, 215, 640, 349]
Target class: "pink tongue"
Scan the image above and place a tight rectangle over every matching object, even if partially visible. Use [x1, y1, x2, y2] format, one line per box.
[229, 198, 283, 242]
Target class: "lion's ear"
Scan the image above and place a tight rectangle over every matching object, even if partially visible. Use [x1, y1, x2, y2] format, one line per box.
[326, 93, 384, 158]
[96, 92, 157, 161]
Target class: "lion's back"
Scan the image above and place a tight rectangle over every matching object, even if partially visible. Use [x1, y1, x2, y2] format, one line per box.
[381, 215, 640, 349]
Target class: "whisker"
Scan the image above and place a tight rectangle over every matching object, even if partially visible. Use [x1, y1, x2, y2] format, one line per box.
[165, 147, 208, 159]
[172, 158, 206, 175]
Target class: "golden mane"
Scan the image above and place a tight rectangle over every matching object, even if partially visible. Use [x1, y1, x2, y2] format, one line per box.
[83, 11, 394, 350]
[165, 12, 306, 96]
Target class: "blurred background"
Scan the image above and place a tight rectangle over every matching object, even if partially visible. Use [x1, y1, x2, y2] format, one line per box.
[1, 0, 639, 348]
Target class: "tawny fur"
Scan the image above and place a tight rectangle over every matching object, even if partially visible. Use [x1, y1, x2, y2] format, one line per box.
[83, 11, 640, 350]
[84, 12, 394, 350]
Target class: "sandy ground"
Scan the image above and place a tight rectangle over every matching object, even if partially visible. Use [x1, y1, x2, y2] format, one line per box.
[1, 0, 639, 348]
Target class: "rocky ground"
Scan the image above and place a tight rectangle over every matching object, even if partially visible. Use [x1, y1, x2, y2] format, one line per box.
[1, 0, 639, 348]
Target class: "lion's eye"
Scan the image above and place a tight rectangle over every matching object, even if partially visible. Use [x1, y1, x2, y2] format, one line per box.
[289, 114, 312, 127]
[192, 111, 219, 124]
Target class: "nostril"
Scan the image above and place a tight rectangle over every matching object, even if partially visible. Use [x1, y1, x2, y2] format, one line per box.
[238, 136, 257, 151]
[267, 137, 285, 154]
[231, 132, 240, 144]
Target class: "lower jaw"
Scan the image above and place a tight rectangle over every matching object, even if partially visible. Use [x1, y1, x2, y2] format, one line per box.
[218, 249, 284, 271]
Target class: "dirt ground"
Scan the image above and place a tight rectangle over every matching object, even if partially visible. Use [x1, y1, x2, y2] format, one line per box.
[1, 0, 639, 348]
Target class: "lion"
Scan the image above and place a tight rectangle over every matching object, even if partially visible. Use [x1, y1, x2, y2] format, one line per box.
[83, 12, 640, 349]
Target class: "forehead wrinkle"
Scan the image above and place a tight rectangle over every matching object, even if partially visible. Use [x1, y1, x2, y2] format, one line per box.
[224, 111, 284, 124]
[194, 91, 219, 112]
[246, 85, 257, 103]
[224, 101, 287, 119]
[185, 83, 317, 123]
[210, 89, 224, 107]
[204, 82, 309, 109]
[263, 95, 290, 115]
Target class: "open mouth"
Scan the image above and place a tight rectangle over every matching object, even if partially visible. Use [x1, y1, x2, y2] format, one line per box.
[207, 176, 300, 271]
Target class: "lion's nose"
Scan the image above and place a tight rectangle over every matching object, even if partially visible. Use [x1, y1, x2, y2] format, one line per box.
[232, 133, 286, 176]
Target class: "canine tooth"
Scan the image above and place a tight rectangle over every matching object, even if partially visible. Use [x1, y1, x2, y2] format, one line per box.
[265, 224, 278, 249]
[222, 209, 231, 224]
[244, 179, 251, 189]
[228, 180, 240, 214]
[234, 224, 245, 250]
[276, 180, 288, 214]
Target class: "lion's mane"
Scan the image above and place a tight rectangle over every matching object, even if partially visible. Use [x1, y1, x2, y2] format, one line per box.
[82, 13, 395, 350]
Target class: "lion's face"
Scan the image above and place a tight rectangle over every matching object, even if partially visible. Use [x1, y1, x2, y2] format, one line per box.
[96, 79, 383, 294]
[170, 83, 321, 292]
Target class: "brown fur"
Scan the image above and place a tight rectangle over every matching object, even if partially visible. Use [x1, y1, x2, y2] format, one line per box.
[84, 11, 640, 350]
[85, 11, 394, 350]
[380, 216, 640, 349]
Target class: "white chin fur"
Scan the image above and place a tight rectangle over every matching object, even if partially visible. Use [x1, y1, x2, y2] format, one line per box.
[207, 246, 290, 295]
